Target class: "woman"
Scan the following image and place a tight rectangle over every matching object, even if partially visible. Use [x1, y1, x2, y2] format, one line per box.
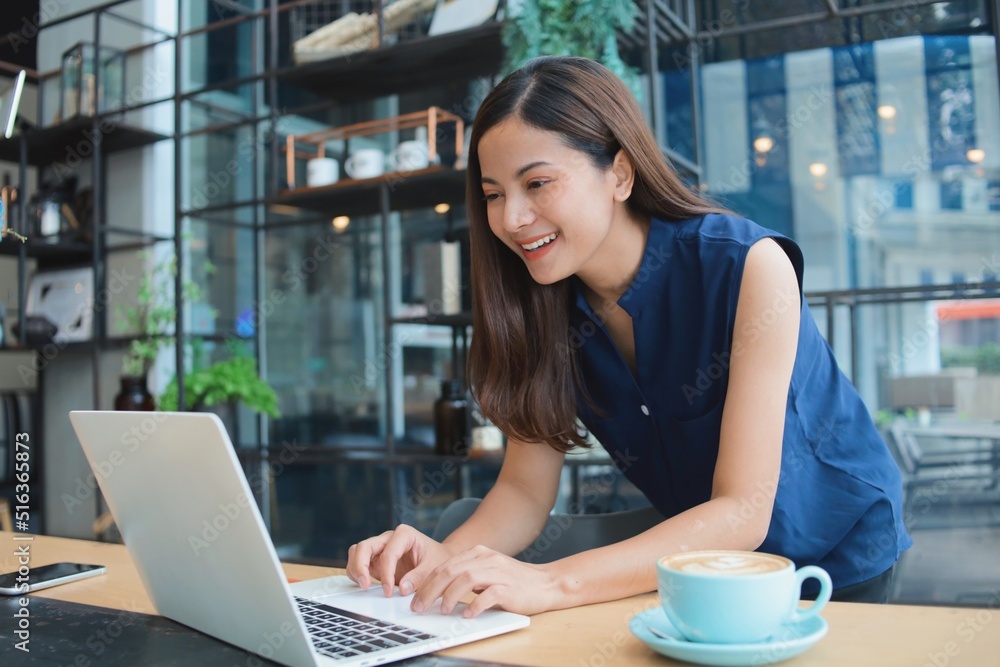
[347, 56, 911, 616]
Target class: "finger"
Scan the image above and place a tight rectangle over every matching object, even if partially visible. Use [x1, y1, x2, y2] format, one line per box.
[439, 566, 496, 615]
[347, 534, 391, 589]
[463, 585, 504, 618]
[375, 529, 418, 597]
[346, 544, 359, 583]
[398, 544, 445, 596]
[411, 548, 490, 613]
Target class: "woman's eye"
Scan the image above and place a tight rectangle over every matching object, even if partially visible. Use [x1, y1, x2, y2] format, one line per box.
[482, 193, 501, 202]
[527, 180, 546, 190]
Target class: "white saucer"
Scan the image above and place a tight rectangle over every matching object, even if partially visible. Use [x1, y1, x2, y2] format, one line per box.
[629, 607, 828, 666]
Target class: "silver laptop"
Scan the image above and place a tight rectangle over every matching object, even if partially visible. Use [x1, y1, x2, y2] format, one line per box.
[69, 410, 528, 667]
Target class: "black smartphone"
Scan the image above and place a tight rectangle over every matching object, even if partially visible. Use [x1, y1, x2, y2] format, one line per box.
[0, 562, 107, 595]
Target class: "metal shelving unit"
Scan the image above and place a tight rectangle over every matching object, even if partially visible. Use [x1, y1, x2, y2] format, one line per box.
[0, 0, 179, 533]
[170, 0, 689, 561]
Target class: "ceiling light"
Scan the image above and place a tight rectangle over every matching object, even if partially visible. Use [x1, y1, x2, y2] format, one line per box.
[753, 136, 774, 153]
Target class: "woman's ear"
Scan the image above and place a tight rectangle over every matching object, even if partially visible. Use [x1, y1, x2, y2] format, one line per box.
[611, 149, 635, 202]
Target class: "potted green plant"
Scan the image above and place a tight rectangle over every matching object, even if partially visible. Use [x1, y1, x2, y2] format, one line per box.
[113, 252, 206, 410]
[158, 339, 279, 417]
[500, 0, 643, 101]
[115, 251, 279, 421]
[158, 339, 280, 444]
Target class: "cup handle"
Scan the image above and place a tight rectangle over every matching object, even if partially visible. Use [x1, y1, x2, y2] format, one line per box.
[792, 565, 832, 622]
[345, 156, 356, 179]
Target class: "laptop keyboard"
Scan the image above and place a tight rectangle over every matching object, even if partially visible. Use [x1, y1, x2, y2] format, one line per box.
[295, 597, 438, 661]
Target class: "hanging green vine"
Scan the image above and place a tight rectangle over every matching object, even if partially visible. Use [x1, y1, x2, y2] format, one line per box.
[501, 0, 643, 102]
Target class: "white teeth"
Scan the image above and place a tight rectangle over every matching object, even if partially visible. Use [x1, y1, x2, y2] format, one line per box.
[521, 233, 558, 251]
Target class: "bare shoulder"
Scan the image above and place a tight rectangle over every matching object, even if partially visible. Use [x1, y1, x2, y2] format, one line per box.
[741, 237, 800, 306]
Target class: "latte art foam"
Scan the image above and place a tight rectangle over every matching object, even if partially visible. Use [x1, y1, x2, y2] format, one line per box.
[662, 551, 788, 576]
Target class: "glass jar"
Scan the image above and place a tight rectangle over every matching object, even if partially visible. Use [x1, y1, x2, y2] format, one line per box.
[60, 42, 126, 119]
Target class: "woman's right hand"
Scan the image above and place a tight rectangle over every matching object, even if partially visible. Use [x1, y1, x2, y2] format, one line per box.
[346, 524, 457, 597]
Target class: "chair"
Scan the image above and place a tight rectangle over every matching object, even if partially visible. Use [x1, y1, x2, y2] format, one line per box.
[431, 497, 665, 564]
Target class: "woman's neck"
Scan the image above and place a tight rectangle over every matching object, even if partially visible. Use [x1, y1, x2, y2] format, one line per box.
[577, 210, 651, 309]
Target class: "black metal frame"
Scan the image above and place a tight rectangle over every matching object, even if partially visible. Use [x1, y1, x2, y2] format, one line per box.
[7, 0, 995, 549]
[168, 0, 1000, 545]
[0, 0, 180, 533]
[623, 0, 1000, 184]
[807, 281, 1000, 383]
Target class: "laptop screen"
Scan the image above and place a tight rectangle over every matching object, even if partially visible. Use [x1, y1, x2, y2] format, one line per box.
[0, 70, 26, 139]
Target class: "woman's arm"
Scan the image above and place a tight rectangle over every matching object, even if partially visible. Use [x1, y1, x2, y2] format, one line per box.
[412, 238, 802, 616]
[545, 237, 801, 608]
[347, 432, 564, 595]
[439, 435, 566, 555]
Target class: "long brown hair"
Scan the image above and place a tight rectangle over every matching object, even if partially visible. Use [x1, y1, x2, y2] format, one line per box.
[466, 56, 725, 452]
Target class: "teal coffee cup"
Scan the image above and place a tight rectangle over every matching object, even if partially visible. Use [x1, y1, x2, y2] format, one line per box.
[657, 550, 832, 644]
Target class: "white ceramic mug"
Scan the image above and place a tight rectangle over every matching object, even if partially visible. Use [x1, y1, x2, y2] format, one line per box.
[306, 157, 339, 187]
[389, 140, 430, 172]
[345, 148, 386, 179]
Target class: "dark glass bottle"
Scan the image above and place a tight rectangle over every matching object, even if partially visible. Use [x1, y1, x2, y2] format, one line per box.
[434, 379, 468, 456]
[114, 375, 156, 411]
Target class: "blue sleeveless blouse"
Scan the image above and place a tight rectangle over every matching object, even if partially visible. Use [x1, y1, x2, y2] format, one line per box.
[572, 213, 911, 590]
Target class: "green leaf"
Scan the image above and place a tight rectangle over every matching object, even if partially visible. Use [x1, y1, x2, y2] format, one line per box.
[156, 346, 280, 418]
[501, 0, 643, 103]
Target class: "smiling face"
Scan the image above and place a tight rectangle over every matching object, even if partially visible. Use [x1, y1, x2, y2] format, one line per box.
[478, 117, 642, 288]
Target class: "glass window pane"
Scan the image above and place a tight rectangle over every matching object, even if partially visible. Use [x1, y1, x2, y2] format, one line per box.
[268, 460, 391, 562]
[263, 214, 386, 447]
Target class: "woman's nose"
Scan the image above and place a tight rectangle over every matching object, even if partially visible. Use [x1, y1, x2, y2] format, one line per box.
[502, 193, 534, 232]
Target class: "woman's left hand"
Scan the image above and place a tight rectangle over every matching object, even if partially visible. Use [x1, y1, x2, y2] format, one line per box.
[410, 545, 562, 617]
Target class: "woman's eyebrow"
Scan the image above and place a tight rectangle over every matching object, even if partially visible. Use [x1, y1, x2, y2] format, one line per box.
[481, 161, 554, 185]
